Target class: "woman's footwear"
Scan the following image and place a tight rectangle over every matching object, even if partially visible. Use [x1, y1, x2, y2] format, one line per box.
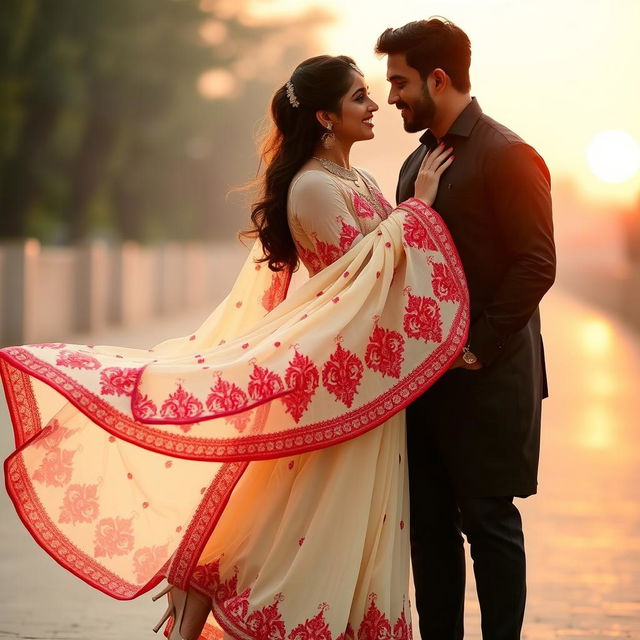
[151, 583, 188, 640]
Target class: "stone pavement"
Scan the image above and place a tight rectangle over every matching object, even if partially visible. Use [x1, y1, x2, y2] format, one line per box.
[1, 287, 639, 639]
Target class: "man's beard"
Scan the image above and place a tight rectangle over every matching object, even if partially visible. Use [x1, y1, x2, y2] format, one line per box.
[399, 86, 436, 133]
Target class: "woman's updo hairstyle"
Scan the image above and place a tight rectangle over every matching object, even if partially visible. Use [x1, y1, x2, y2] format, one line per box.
[244, 55, 362, 272]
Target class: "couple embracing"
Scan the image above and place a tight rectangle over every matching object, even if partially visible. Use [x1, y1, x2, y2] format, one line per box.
[0, 17, 555, 640]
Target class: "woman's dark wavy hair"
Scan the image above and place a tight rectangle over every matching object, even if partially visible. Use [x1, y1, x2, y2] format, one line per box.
[242, 55, 359, 272]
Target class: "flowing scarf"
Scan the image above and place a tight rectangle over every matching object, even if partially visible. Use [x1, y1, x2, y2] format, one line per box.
[1, 197, 468, 598]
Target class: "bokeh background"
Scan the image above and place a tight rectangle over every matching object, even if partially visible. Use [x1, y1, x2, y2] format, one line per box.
[1, 1, 639, 638]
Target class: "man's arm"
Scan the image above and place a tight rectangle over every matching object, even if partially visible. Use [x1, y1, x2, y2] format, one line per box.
[468, 142, 556, 366]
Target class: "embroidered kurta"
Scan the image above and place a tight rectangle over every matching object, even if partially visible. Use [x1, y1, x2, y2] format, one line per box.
[1, 165, 469, 640]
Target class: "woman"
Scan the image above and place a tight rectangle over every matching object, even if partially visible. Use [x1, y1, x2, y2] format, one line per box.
[0, 56, 467, 640]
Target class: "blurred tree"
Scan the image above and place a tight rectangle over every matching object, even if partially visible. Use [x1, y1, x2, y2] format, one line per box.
[0, 0, 332, 243]
[0, 0, 83, 238]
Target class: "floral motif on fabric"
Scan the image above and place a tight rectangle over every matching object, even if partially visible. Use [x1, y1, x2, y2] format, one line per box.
[372, 188, 393, 217]
[55, 350, 101, 370]
[321, 343, 363, 408]
[295, 241, 323, 275]
[289, 603, 332, 640]
[132, 393, 158, 419]
[248, 364, 285, 402]
[206, 377, 248, 416]
[352, 193, 375, 219]
[160, 383, 204, 420]
[32, 420, 75, 450]
[59, 483, 100, 525]
[392, 608, 410, 640]
[247, 594, 287, 640]
[311, 232, 342, 267]
[132, 544, 168, 582]
[430, 261, 462, 303]
[365, 324, 405, 379]
[99, 367, 138, 396]
[403, 293, 443, 343]
[32, 448, 76, 487]
[402, 214, 436, 251]
[262, 269, 290, 312]
[94, 516, 134, 558]
[338, 217, 361, 253]
[336, 623, 355, 640]
[281, 351, 319, 423]
[225, 411, 253, 434]
[358, 594, 392, 640]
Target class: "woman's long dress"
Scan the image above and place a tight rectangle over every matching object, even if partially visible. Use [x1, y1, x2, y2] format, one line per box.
[0, 167, 469, 640]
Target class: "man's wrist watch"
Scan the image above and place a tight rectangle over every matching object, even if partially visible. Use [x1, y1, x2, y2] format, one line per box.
[462, 345, 478, 365]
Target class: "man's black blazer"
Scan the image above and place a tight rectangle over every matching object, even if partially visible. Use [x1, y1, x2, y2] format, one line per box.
[397, 98, 556, 497]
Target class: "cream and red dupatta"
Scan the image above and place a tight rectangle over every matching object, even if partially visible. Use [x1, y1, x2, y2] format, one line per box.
[1, 197, 468, 639]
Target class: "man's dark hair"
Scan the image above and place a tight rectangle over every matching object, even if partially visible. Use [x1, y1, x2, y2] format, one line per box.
[375, 18, 471, 93]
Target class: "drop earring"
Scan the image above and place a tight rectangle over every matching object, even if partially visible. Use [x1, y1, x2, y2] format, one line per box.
[321, 122, 335, 150]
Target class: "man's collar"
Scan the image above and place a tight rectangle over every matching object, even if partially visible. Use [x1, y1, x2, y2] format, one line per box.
[419, 97, 482, 147]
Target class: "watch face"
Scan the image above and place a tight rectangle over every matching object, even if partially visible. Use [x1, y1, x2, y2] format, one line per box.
[463, 351, 477, 365]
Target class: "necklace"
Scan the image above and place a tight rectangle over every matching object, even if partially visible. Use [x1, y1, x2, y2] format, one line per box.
[312, 156, 360, 186]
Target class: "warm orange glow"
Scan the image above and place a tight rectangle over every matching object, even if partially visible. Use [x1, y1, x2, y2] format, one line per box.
[579, 403, 616, 450]
[198, 69, 237, 99]
[241, 0, 640, 205]
[579, 318, 613, 359]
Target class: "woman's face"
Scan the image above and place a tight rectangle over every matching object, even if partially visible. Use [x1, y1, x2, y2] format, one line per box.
[334, 71, 379, 144]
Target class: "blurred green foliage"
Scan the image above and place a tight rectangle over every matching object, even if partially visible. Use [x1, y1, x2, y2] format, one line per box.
[0, 0, 327, 243]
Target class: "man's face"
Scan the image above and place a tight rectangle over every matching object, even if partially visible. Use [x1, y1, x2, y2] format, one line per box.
[386, 53, 436, 133]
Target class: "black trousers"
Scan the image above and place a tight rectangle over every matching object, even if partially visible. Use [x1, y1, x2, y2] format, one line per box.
[407, 419, 526, 640]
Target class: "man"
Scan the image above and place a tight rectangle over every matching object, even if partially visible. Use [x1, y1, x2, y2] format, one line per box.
[376, 18, 556, 640]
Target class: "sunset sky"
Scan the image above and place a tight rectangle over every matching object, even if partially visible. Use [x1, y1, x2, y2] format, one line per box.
[244, 0, 640, 206]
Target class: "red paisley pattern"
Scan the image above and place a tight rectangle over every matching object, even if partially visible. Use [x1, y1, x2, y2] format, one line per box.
[338, 217, 361, 253]
[193, 559, 411, 640]
[431, 261, 462, 302]
[402, 214, 436, 251]
[281, 351, 319, 423]
[364, 324, 405, 379]
[132, 393, 158, 419]
[358, 594, 391, 640]
[206, 377, 249, 415]
[403, 293, 443, 343]
[99, 366, 138, 396]
[94, 516, 135, 558]
[262, 270, 291, 312]
[321, 343, 363, 407]
[132, 544, 168, 582]
[248, 364, 285, 401]
[160, 384, 204, 420]
[55, 350, 101, 370]
[32, 448, 76, 487]
[352, 193, 375, 219]
[295, 241, 323, 275]
[371, 188, 393, 217]
[33, 420, 75, 449]
[312, 232, 342, 267]
[336, 623, 355, 640]
[59, 483, 100, 525]
[289, 604, 332, 640]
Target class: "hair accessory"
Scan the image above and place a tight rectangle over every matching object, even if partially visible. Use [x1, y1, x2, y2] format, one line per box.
[285, 80, 300, 108]
[349, 62, 364, 76]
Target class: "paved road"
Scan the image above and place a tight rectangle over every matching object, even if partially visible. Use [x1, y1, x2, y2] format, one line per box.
[1, 288, 639, 639]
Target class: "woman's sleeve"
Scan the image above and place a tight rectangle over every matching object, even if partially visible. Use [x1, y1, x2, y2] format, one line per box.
[289, 171, 364, 270]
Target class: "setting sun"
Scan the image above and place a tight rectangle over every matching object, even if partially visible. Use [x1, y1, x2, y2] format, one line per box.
[587, 130, 640, 184]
